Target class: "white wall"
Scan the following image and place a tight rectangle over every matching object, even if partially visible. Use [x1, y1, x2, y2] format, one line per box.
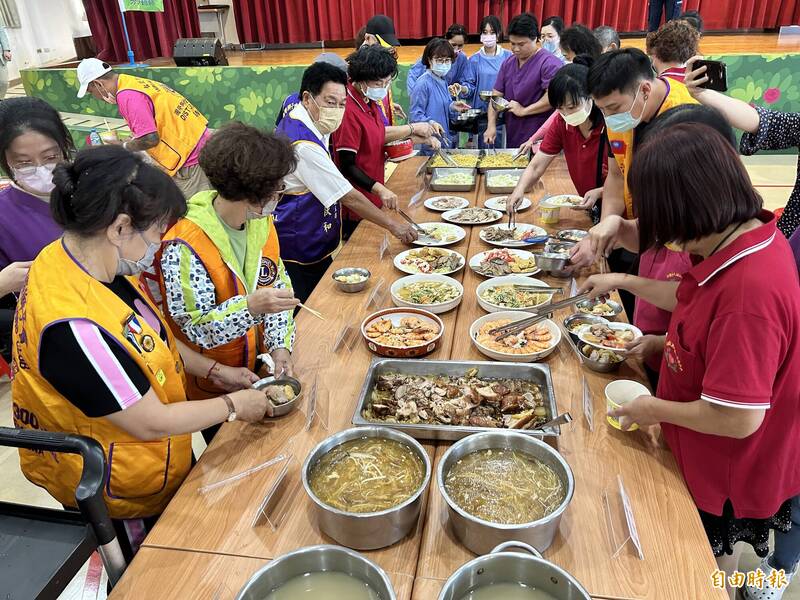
[4, 0, 86, 81]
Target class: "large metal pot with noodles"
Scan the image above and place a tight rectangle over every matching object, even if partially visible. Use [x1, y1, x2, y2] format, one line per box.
[302, 426, 431, 550]
[438, 541, 591, 600]
[437, 430, 574, 555]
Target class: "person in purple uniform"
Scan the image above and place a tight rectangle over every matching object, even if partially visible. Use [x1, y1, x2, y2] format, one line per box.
[275, 53, 349, 128]
[274, 62, 417, 302]
[0, 97, 73, 360]
[484, 13, 563, 149]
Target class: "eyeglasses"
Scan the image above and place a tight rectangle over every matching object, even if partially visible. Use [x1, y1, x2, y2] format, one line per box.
[432, 58, 452, 66]
[11, 159, 59, 174]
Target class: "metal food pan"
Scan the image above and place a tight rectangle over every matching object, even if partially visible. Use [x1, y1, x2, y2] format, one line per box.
[484, 168, 525, 194]
[351, 358, 559, 441]
[429, 167, 478, 192]
[478, 149, 530, 173]
[425, 149, 481, 173]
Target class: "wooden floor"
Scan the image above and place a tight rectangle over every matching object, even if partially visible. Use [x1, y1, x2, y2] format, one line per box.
[148, 32, 800, 67]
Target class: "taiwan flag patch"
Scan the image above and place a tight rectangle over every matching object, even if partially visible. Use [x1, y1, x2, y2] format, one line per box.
[610, 139, 627, 154]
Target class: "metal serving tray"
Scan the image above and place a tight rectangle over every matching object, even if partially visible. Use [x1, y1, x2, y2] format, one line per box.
[477, 149, 530, 173]
[484, 168, 525, 194]
[425, 149, 481, 173]
[429, 167, 478, 192]
[351, 358, 560, 441]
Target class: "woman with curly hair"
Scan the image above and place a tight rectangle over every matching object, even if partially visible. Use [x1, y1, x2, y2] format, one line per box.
[158, 123, 300, 441]
[646, 19, 701, 83]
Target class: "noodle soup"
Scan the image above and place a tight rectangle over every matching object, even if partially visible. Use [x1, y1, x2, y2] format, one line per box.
[444, 448, 565, 524]
[308, 437, 426, 513]
[461, 583, 557, 600]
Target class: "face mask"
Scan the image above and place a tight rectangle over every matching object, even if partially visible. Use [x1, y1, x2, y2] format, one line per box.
[310, 96, 345, 135]
[13, 163, 57, 196]
[364, 84, 388, 102]
[117, 234, 159, 276]
[605, 84, 647, 133]
[542, 39, 559, 54]
[560, 100, 593, 127]
[94, 82, 117, 105]
[481, 33, 497, 48]
[432, 62, 452, 78]
[246, 198, 281, 221]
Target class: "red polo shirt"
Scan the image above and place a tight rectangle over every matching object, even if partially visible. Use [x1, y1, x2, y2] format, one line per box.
[538, 113, 608, 197]
[332, 82, 387, 218]
[658, 212, 800, 519]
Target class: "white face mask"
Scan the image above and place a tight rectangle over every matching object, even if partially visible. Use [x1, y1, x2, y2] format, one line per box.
[560, 99, 593, 127]
[117, 233, 160, 276]
[481, 33, 497, 48]
[13, 163, 57, 196]
[93, 81, 117, 105]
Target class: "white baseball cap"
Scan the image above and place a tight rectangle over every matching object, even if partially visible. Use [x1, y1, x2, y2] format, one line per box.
[76, 58, 112, 98]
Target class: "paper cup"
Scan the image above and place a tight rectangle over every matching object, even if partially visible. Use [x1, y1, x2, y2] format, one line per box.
[540, 206, 561, 225]
[605, 379, 650, 431]
[100, 131, 119, 143]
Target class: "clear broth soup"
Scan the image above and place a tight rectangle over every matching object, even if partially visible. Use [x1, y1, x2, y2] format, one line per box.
[264, 571, 382, 600]
[460, 582, 557, 600]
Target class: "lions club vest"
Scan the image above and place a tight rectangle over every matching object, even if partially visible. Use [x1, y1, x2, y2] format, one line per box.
[607, 78, 697, 219]
[12, 240, 192, 519]
[160, 191, 283, 398]
[274, 113, 342, 264]
[117, 73, 208, 176]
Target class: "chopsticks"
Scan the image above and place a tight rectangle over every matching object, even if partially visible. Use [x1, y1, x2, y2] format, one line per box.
[298, 303, 325, 320]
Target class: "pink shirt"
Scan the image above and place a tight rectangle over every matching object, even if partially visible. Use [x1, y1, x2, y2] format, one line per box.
[116, 89, 210, 168]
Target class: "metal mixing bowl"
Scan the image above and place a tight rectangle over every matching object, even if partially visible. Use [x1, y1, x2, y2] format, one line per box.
[437, 431, 574, 555]
[333, 267, 371, 293]
[253, 376, 302, 417]
[302, 426, 431, 550]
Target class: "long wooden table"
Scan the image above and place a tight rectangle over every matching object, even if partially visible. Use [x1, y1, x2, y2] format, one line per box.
[110, 157, 725, 599]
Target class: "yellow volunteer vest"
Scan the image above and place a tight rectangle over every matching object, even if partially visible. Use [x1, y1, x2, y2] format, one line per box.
[117, 73, 208, 176]
[159, 201, 283, 400]
[608, 78, 697, 219]
[11, 240, 192, 519]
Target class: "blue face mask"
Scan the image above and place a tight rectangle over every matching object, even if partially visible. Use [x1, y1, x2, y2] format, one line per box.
[432, 62, 452, 78]
[364, 84, 388, 102]
[604, 84, 646, 133]
[542, 39, 559, 54]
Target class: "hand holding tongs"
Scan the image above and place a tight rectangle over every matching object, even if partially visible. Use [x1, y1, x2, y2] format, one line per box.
[397, 208, 434, 240]
[436, 148, 459, 167]
[512, 146, 531, 162]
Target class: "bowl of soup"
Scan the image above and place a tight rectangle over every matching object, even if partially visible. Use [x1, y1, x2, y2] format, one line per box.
[236, 544, 396, 600]
[302, 426, 431, 550]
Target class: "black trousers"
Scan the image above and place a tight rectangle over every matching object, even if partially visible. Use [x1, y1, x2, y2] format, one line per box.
[606, 248, 639, 322]
[284, 257, 333, 305]
[648, 0, 682, 31]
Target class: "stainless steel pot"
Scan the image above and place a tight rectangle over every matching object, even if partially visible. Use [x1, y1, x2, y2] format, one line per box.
[302, 426, 431, 550]
[236, 544, 396, 600]
[437, 431, 574, 555]
[438, 541, 591, 600]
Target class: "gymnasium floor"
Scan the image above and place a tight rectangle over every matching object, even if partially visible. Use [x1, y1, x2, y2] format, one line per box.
[1, 31, 798, 599]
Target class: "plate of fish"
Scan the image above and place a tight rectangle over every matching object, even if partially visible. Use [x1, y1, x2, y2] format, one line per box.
[470, 249, 540, 277]
[394, 247, 465, 275]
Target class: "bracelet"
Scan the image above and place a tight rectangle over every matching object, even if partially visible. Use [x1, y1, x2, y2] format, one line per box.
[407, 124, 414, 139]
[205, 361, 218, 379]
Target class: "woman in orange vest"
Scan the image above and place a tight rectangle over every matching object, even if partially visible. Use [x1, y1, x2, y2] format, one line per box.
[12, 145, 270, 560]
[158, 123, 299, 441]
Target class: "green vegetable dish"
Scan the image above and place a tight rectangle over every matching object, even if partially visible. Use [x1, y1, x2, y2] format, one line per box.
[398, 281, 460, 305]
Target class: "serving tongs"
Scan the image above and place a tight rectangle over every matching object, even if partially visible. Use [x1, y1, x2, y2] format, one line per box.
[397, 208, 436, 242]
[513, 284, 564, 294]
[511, 146, 531, 162]
[525, 411, 573, 431]
[435, 148, 459, 167]
[487, 292, 592, 341]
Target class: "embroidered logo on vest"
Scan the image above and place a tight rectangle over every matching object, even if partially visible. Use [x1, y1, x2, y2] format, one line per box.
[258, 257, 278, 287]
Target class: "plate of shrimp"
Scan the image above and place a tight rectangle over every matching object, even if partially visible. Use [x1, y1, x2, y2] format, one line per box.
[361, 308, 444, 357]
[470, 311, 561, 362]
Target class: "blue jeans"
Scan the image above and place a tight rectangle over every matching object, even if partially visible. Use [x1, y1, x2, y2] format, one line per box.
[773, 495, 800, 572]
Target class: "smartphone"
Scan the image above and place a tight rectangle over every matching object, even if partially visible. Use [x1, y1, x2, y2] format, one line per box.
[694, 59, 728, 92]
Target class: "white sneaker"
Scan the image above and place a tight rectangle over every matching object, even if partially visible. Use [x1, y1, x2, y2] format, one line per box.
[742, 554, 796, 600]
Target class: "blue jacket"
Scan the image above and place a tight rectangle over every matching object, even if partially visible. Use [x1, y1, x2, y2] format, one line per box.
[410, 71, 458, 154]
[469, 46, 512, 111]
[406, 52, 476, 99]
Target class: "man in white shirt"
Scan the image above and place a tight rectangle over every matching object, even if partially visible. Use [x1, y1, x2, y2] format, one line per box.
[274, 61, 417, 302]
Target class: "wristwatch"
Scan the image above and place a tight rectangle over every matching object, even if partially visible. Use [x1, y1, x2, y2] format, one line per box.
[221, 394, 236, 422]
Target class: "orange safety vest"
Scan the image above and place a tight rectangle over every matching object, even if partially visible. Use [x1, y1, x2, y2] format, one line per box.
[159, 191, 284, 399]
[11, 240, 192, 519]
[607, 78, 697, 219]
[117, 73, 208, 176]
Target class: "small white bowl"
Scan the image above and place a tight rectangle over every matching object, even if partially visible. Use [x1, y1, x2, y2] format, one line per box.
[476, 276, 552, 313]
[391, 274, 464, 314]
[470, 311, 561, 362]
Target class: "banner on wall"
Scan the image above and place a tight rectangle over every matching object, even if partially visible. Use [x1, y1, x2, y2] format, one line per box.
[119, 0, 164, 11]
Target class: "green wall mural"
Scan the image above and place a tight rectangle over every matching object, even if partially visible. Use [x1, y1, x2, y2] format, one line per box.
[20, 53, 800, 136]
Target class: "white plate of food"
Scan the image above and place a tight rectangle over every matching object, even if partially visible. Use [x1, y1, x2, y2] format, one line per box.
[469, 249, 540, 278]
[424, 195, 471, 212]
[577, 322, 643, 352]
[479, 223, 548, 248]
[541, 194, 584, 208]
[484, 195, 532, 212]
[442, 207, 503, 225]
[361, 308, 444, 357]
[394, 247, 465, 275]
[391, 274, 464, 314]
[470, 311, 561, 362]
[412, 222, 466, 247]
[476, 276, 554, 313]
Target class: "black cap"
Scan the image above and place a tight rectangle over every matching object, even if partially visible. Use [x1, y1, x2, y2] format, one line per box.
[365, 14, 400, 46]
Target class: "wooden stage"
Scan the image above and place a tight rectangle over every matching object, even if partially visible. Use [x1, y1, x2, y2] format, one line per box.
[148, 32, 800, 67]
